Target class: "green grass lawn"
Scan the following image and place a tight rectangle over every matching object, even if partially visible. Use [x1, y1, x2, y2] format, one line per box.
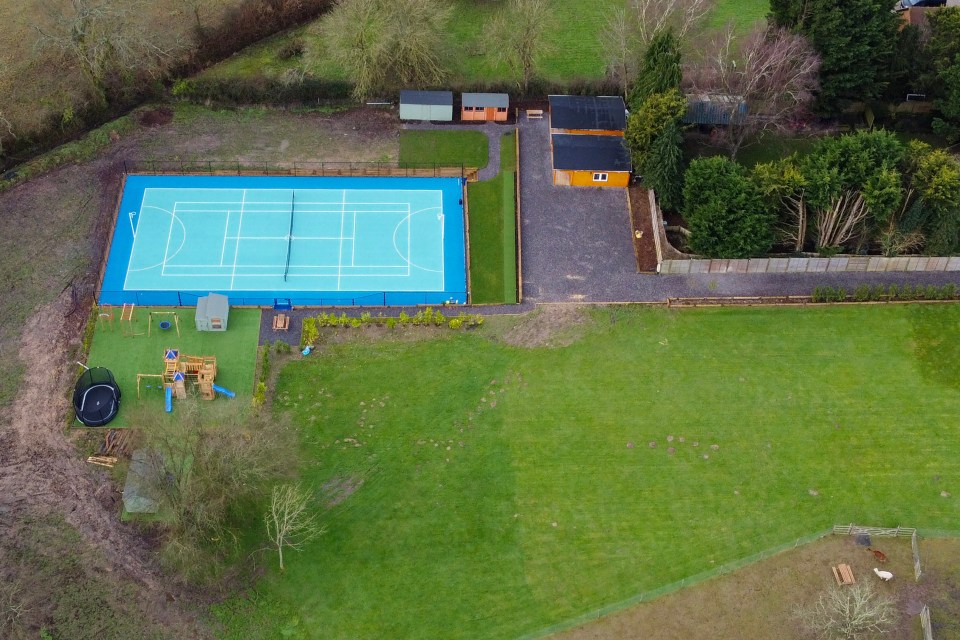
[197, 0, 769, 88]
[705, 0, 770, 33]
[85, 307, 261, 426]
[467, 131, 518, 304]
[685, 130, 819, 168]
[398, 130, 489, 169]
[213, 304, 960, 639]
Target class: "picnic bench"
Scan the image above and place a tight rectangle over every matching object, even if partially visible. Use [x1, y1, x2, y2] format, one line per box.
[832, 563, 855, 586]
[526, 109, 544, 120]
[272, 313, 290, 331]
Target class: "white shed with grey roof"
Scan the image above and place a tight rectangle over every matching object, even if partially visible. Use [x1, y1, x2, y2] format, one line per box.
[399, 90, 454, 121]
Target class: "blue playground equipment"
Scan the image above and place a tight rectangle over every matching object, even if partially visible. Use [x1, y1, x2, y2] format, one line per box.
[165, 386, 172, 413]
[211, 384, 235, 399]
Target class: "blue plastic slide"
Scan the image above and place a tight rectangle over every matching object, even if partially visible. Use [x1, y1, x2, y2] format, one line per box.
[211, 384, 236, 399]
[165, 386, 172, 413]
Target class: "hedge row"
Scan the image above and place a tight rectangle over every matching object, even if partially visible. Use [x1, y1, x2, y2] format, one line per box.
[300, 309, 484, 347]
[811, 283, 959, 303]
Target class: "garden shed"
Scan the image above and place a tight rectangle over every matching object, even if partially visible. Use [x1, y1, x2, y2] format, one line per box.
[400, 90, 454, 122]
[461, 93, 509, 122]
[195, 293, 229, 332]
[548, 95, 627, 136]
[683, 94, 748, 126]
[551, 134, 631, 188]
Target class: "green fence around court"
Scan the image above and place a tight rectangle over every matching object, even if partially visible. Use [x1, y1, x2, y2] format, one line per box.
[519, 524, 960, 640]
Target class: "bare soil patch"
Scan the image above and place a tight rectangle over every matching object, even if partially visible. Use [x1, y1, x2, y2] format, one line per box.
[499, 305, 589, 348]
[627, 186, 658, 273]
[555, 535, 953, 640]
[137, 107, 174, 127]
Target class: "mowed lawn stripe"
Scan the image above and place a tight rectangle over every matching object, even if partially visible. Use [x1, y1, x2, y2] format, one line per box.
[216, 304, 960, 639]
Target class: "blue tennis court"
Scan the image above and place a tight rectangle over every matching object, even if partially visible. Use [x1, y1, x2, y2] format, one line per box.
[99, 175, 468, 306]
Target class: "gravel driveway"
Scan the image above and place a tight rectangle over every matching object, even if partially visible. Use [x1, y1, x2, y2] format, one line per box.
[515, 117, 960, 302]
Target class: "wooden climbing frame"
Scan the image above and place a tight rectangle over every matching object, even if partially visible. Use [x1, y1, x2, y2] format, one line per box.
[120, 303, 142, 337]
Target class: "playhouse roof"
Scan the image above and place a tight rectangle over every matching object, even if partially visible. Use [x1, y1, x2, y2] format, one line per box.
[462, 92, 509, 108]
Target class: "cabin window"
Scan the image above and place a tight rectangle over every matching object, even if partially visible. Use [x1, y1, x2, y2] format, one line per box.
[593, 173, 608, 182]
[463, 106, 474, 111]
[496, 107, 507, 113]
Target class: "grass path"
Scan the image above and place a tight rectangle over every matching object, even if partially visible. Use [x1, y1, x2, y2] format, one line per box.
[214, 304, 960, 639]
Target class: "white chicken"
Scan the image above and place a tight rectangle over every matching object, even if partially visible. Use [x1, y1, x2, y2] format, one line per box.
[873, 568, 893, 581]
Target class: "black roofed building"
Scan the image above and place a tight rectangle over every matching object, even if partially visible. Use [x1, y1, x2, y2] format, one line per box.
[548, 95, 627, 135]
[551, 134, 631, 188]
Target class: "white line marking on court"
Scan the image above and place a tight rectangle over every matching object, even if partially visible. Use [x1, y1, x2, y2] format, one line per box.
[160, 202, 178, 276]
[230, 190, 247, 290]
[220, 209, 230, 266]
[337, 190, 346, 290]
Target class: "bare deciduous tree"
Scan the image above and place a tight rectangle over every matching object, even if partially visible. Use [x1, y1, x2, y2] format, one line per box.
[798, 582, 897, 640]
[687, 24, 820, 159]
[632, 0, 715, 49]
[265, 483, 325, 571]
[601, 8, 639, 98]
[317, 0, 451, 102]
[34, 0, 184, 108]
[0, 112, 14, 160]
[485, 0, 555, 94]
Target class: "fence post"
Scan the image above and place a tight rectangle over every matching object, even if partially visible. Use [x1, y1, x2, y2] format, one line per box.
[208, 160, 213, 174]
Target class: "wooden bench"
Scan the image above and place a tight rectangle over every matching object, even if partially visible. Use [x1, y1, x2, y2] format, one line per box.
[832, 564, 855, 586]
[272, 313, 290, 331]
[526, 109, 544, 120]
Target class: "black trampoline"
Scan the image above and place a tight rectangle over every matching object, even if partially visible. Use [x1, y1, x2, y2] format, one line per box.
[74, 367, 121, 427]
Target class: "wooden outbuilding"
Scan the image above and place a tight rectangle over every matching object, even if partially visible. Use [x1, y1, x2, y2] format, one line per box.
[400, 90, 454, 122]
[551, 134, 631, 188]
[548, 95, 627, 136]
[461, 93, 509, 122]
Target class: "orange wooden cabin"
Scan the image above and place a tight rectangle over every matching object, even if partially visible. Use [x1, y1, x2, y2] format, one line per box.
[551, 134, 631, 188]
[461, 93, 509, 122]
[548, 95, 627, 137]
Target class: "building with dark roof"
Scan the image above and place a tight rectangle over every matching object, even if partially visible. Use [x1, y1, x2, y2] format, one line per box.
[548, 95, 627, 135]
[551, 134, 631, 188]
[399, 90, 454, 121]
[461, 93, 509, 122]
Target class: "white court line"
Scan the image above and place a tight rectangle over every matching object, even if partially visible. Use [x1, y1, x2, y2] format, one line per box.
[123, 190, 153, 288]
[349, 209, 356, 267]
[407, 203, 412, 278]
[160, 202, 178, 277]
[337, 190, 346, 290]
[220, 209, 231, 266]
[230, 190, 246, 290]
[221, 235, 355, 241]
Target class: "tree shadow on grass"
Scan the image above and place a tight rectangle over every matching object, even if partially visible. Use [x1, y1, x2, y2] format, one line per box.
[910, 305, 960, 391]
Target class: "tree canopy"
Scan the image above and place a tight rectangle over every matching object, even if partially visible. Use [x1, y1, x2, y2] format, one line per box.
[315, 0, 451, 102]
[771, 0, 899, 113]
[628, 28, 682, 111]
[683, 156, 775, 258]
